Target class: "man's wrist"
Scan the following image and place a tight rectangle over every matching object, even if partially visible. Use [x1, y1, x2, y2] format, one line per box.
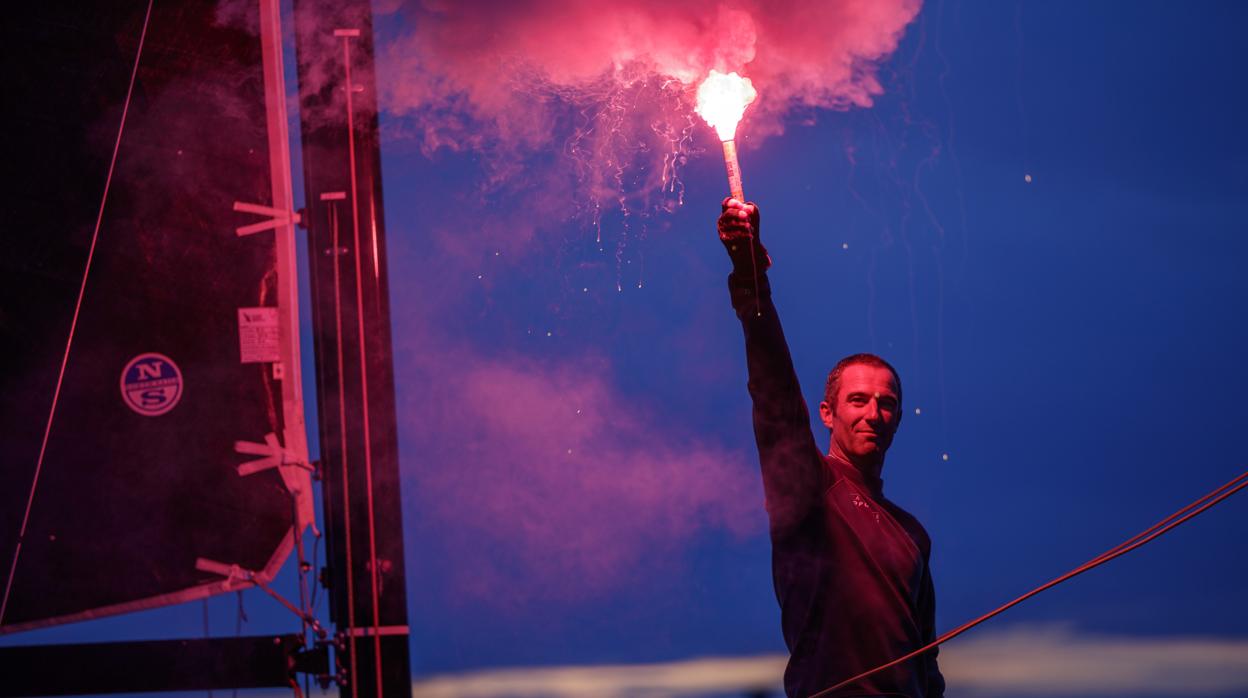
[728, 267, 771, 305]
[723, 237, 771, 273]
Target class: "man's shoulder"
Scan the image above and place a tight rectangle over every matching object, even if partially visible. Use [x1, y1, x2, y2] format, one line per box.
[880, 497, 932, 551]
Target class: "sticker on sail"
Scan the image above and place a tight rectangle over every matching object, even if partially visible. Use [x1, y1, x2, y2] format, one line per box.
[120, 352, 183, 416]
[237, 307, 280, 364]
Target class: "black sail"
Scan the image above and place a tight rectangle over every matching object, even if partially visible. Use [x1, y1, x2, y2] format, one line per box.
[1, 0, 310, 633]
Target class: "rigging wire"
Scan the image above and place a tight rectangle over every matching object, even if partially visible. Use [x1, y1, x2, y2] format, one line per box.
[328, 196, 360, 696]
[250, 574, 324, 635]
[291, 492, 323, 696]
[340, 31, 387, 692]
[0, 0, 156, 627]
[309, 521, 324, 613]
[814, 467, 1248, 697]
[232, 590, 247, 698]
[292, 494, 312, 638]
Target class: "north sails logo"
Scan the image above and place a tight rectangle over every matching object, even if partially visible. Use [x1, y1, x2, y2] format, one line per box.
[851, 493, 881, 523]
[120, 352, 183, 416]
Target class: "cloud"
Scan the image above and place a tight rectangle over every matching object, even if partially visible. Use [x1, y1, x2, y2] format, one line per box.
[943, 624, 1248, 696]
[408, 626, 1248, 697]
[412, 654, 786, 698]
[401, 348, 762, 607]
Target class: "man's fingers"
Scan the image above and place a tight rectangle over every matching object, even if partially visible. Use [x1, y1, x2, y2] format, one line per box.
[717, 198, 757, 240]
[720, 200, 758, 226]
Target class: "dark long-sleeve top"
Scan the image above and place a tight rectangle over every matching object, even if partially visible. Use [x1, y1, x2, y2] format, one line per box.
[730, 270, 945, 698]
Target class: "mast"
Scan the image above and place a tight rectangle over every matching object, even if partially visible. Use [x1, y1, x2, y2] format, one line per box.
[293, 1, 413, 695]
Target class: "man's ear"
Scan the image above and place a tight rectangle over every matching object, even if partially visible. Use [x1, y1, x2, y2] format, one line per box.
[818, 401, 835, 429]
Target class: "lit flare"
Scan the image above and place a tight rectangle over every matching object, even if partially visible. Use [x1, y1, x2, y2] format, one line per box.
[695, 70, 757, 201]
[695, 70, 757, 141]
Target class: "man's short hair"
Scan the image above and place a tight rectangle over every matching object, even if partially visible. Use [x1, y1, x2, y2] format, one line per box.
[823, 353, 903, 409]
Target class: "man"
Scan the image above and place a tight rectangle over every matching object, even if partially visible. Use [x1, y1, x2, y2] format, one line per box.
[718, 197, 944, 698]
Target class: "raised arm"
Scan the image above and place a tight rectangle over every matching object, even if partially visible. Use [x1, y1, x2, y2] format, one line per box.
[719, 199, 824, 537]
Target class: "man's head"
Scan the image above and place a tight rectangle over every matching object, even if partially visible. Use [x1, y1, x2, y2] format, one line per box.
[819, 354, 902, 471]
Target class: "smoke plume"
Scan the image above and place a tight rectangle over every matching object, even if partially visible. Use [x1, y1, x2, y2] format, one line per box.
[380, 0, 922, 156]
[400, 340, 761, 606]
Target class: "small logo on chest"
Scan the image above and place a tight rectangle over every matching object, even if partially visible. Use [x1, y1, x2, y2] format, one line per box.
[850, 493, 882, 523]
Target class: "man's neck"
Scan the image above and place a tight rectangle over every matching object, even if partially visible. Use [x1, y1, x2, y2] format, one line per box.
[828, 442, 884, 481]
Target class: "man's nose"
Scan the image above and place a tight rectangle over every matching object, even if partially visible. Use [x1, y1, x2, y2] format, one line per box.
[864, 399, 880, 421]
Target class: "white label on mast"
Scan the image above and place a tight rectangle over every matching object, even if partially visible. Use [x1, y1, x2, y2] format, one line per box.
[237, 307, 280, 363]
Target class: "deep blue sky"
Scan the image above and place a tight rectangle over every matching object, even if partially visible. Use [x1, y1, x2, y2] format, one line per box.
[5, 2, 1246, 696]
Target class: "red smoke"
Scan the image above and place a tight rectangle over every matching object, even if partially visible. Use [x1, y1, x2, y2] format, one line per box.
[401, 348, 760, 606]
[380, 0, 922, 151]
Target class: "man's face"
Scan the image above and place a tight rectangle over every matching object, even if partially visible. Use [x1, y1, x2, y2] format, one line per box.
[819, 363, 902, 464]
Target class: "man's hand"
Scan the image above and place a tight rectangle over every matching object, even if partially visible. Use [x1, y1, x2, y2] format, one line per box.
[718, 197, 770, 272]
